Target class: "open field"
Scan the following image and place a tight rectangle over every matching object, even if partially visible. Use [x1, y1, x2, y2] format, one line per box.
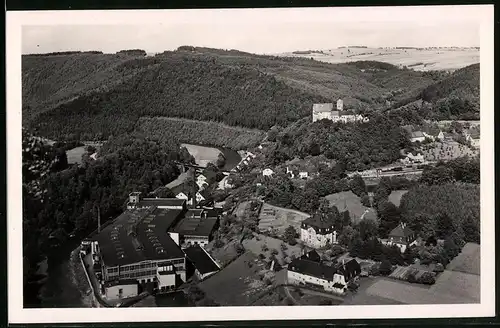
[388, 190, 409, 207]
[243, 233, 303, 265]
[363, 270, 479, 304]
[279, 47, 479, 72]
[199, 252, 275, 306]
[181, 143, 222, 167]
[420, 140, 478, 162]
[342, 277, 403, 305]
[324, 191, 377, 223]
[66, 146, 86, 165]
[447, 243, 480, 275]
[258, 203, 310, 236]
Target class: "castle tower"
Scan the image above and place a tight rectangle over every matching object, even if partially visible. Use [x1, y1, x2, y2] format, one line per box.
[337, 99, 344, 111]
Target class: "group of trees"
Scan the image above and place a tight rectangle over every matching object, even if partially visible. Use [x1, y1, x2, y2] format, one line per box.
[136, 117, 266, 150]
[268, 114, 410, 172]
[420, 156, 480, 185]
[23, 132, 188, 288]
[399, 183, 480, 244]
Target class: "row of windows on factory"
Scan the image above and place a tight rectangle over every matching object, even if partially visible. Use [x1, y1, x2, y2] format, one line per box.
[107, 259, 184, 274]
[119, 269, 158, 279]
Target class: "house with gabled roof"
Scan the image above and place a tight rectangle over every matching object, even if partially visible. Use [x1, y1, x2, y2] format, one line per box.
[287, 254, 361, 295]
[386, 222, 417, 253]
[300, 214, 338, 248]
[410, 131, 426, 143]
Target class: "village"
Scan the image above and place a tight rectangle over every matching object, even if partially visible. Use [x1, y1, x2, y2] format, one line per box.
[74, 99, 480, 307]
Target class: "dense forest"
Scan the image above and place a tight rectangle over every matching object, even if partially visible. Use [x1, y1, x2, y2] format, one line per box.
[23, 49, 479, 143]
[28, 54, 330, 139]
[266, 114, 409, 171]
[22, 132, 189, 288]
[136, 117, 266, 150]
[399, 183, 480, 244]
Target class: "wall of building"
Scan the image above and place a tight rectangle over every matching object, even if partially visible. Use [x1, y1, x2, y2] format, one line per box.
[300, 227, 337, 248]
[157, 272, 176, 291]
[312, 112, 333, 122]
[184, 236, 210, 248]
[105, 283, 138, 300]
[287, 270, 345, 294]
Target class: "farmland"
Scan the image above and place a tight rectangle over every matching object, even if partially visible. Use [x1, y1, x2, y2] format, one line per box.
[388, 190, 409, 207]
[280, 47, 479, 72]
[362, 270, 479, 304]
[324, 191, 377, 224]
[258, 203, 310, 236]
[198, 252, 276, 306]
[447, 243, 480, 275]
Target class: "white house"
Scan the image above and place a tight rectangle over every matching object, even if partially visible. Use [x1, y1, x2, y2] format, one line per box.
[286, 167, 295, 179]
[262, 168, 274, 177]
[299, 172, 309, 179]
[287, 251, 361, 295]
[384, 222, 418, 253]
[401, 152, 425, 164]
[410, 131, 426, 143]
[300, 214, 338, 248]
[196, 174, 209, 191]
[464, 129, 480, 149]
[312, 103, 335, 122]
[175, 191, 206, 205]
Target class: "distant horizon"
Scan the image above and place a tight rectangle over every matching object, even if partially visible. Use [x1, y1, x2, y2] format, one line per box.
[20, 6, 484, 55]
[22, 45, 481, 56]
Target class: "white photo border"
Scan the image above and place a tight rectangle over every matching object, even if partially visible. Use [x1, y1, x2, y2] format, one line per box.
[6, 5, 495, 324]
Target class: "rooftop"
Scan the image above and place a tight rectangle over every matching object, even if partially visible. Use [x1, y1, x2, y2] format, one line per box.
[136, 198, 186, 208]
[313, 103, 334, 113]
[300, 250, 321, 263]
[94, 207, 186, 267]
[184, 245, 220, 275]
[302, 214, 335, 230]
[289, 258, 336, 281]
[389, 222, 414, 238]
[171, 216, 218, 237]
[410, 131, 425, 138]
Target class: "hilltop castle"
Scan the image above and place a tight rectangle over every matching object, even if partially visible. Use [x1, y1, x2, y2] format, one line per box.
[312, 99, 369, 124]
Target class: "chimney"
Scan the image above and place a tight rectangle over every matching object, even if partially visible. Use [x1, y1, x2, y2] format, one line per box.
[97, 206, 101, 233]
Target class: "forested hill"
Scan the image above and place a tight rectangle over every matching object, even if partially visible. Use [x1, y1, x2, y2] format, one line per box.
[22, 48, 480, 140]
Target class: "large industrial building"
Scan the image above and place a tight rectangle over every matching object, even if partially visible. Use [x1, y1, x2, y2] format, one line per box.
[85, 192, 221, 300]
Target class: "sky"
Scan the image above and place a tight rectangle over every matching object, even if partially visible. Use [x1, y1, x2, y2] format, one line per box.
[21, 6, 485, 55]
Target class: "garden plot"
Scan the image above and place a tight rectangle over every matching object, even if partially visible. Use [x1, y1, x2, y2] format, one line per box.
[421, 140, 479, 162]
[242, 233, 303, 265]
[257, 203, 310, 236]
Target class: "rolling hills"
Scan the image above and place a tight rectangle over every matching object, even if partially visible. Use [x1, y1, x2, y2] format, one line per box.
[22, 47, 480, 143]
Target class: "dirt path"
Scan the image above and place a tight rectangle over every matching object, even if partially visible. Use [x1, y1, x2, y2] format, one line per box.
[263, 203, 311, 217]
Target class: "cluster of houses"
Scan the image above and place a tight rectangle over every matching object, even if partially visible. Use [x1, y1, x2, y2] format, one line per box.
[404, 124, 480, 149]
[81, 192, 223, 301]
[312, 99, 369, 124]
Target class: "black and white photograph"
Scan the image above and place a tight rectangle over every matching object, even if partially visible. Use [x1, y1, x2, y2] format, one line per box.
[7, 5, 494, 324]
